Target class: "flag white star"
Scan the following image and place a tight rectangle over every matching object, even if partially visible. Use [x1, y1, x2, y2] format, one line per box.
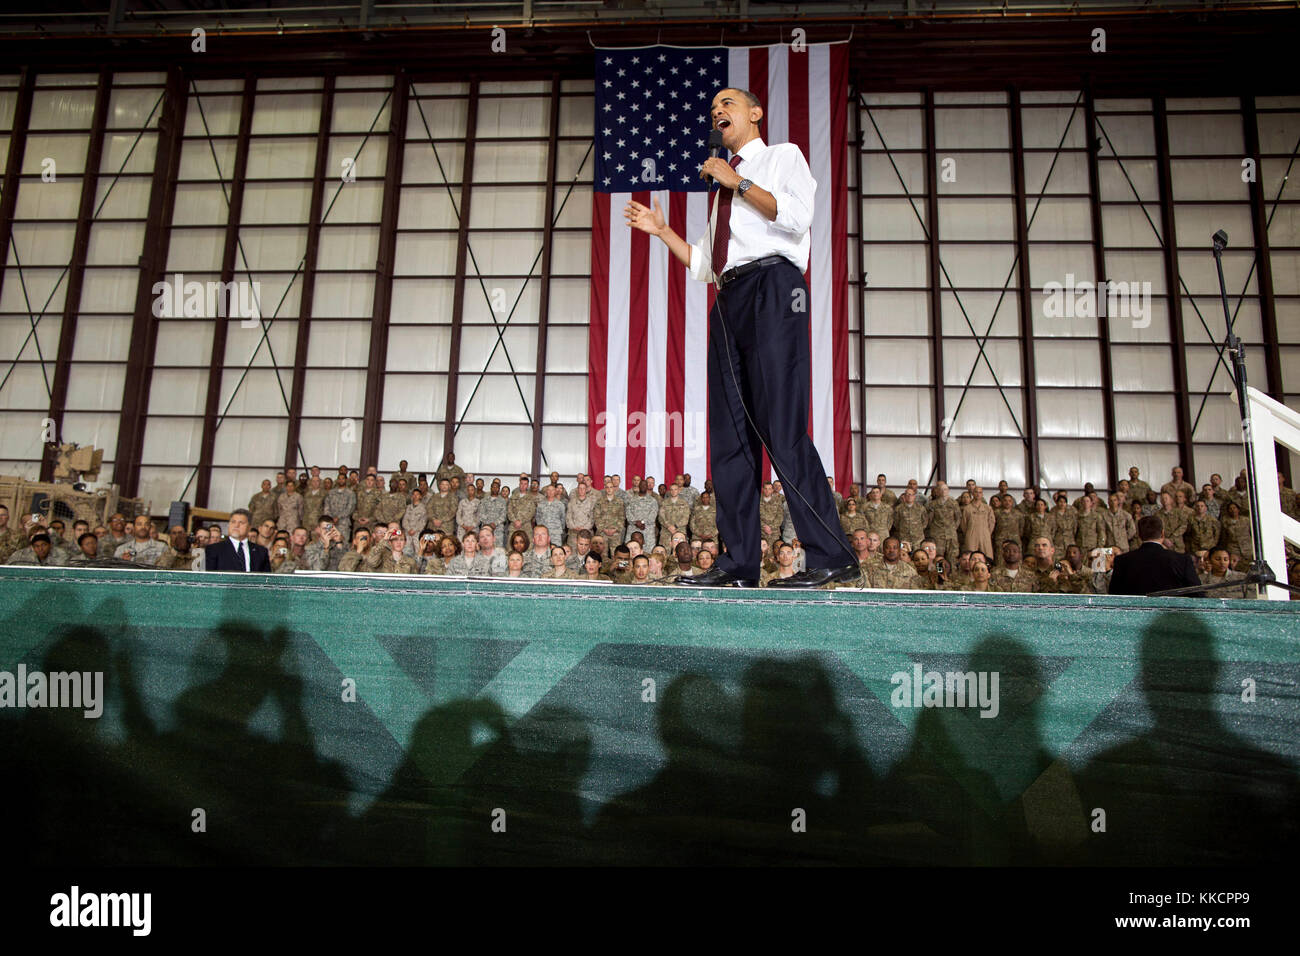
[616, 163, 625, 172]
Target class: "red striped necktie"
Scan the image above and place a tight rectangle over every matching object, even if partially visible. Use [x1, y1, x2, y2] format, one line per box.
[710, 155, 745, 279]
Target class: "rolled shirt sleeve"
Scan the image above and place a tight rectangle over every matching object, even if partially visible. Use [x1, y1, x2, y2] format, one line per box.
[687, 233, 712, 283]
[764, 144, 817, 237]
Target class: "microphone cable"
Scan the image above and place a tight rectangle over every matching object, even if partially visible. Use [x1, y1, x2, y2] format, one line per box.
[702, 147, 859, 570]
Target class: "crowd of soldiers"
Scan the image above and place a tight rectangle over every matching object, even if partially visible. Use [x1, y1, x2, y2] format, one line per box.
[4, 455, 1298, 598]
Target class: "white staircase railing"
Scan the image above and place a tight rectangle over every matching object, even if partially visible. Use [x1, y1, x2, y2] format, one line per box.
[1245, 386, 1300, 600]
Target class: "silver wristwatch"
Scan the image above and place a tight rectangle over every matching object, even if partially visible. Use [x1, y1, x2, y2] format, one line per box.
[737, 178, 753, 196]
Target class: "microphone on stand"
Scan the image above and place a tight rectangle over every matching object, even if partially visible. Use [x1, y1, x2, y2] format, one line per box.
[705, 129, 724, 185]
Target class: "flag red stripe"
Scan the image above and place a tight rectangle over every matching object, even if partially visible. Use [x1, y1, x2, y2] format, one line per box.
[588, 192, 611, 478]
[626, 190, 650, 482]
[829, 44, 852, 489]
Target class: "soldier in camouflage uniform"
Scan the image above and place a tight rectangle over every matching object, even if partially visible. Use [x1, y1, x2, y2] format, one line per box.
[1160, 466, 1196, 508]
[839, 498, 869, 539]
[861, 487, 894, 545]
[403, 489, 430, 538]
[564, 480, 596, 548]
[1101, 493, 1136, 554]
[871, 474, 897, 507]
[535, 483, 568, 547]
[924, 482, 960, 563]
[891, 488, 927, 550]
[98, 513, 131, 554]
[353, 474, 382, 532]
[989, 542, 1038, 592]
[302, 476, 325, 530]
[868, 537, 918, 589]
[323, 479, 356, 544]
[1047, 493, 1077, 555]
[365, 528, 419, 574]
[623, 480, 658, 550]
[1075, 494, 1107, 554]
[657, 483, 691, 544]
[436, 453, 466, 485]
[507, 475, 538, 537]
[114, 516, 168, 566]
[758, 482, 785, 548]
[155, 525, 199, 571]
[0, 505, 27, 564]
[249, 479, 277, 528]
[1155, 492, 1189, 553]
[1217, 501, 1253, 566]
[1124, 467, 1152, 511]
[992, 494, 1025, 561]
[689, 491, 718, 542]
[594, 482, 627, 547]
[1021, 498, 1051, 553]
[425, 478, 458, 535]
[1186, 499, 1221, 554]
[375, 478, 409, 526]
[1016, 487, 1040, 518]
[391, 460, 418, 496]
[1059, 545, 1097, 594]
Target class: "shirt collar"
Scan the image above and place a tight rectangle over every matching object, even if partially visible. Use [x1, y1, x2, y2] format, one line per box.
[734, 137, 765, 165]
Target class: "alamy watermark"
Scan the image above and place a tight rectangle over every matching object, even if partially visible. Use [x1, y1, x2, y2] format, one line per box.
[890, 662, 1000, 718]
[152, 272, 261, 326]
[595, 405, 706, 458]
[50, 886, 151, 936]
[1042, 274, 1151, 329]
[0, 665, 103, 718]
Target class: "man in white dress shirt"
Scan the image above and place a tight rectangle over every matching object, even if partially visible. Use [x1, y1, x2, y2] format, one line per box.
[623, 87, 855, 589]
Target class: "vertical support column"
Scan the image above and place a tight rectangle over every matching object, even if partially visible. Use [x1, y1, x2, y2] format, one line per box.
[0, 68, 35, 313]
[42, 71, 111, 481]
[852, 85, 868, 488]
[114, 65, 188, 497]
[440, 78, 480, 463]
[283, 75, 335, 472]
[1009, 89, 1041, 489]
[1084, 87, 1120, 489]
[1153, 95, 1196, 481]
[922, 89, 947, 487]
[529, 74, 561, 478]
[194, 77, 255, 508]
[1242, 95, 1290, 483]
[358, 72, 409, 472]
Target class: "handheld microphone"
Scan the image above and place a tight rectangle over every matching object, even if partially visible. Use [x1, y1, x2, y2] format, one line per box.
[705, 129, 724, 184]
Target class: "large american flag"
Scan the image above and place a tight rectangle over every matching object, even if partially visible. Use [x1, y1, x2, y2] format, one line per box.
[587, 42, 851, 488]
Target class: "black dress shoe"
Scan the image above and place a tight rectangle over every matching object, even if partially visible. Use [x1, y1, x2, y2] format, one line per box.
[765, 563, 861, 589]
[675, 567, 760, 588]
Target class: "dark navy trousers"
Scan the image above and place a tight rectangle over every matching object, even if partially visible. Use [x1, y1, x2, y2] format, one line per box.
[707, 257, 847, 579]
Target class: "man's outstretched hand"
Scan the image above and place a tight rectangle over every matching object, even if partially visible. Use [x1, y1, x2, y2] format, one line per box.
[624, 199, 665, 236]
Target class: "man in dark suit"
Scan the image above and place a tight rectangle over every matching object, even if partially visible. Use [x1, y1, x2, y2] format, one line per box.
[1109, 515, 1200, 596]
[205, 508, 271, 572]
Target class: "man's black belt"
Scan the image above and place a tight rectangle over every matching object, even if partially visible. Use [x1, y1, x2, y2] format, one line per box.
[716, 254, 789, 290]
